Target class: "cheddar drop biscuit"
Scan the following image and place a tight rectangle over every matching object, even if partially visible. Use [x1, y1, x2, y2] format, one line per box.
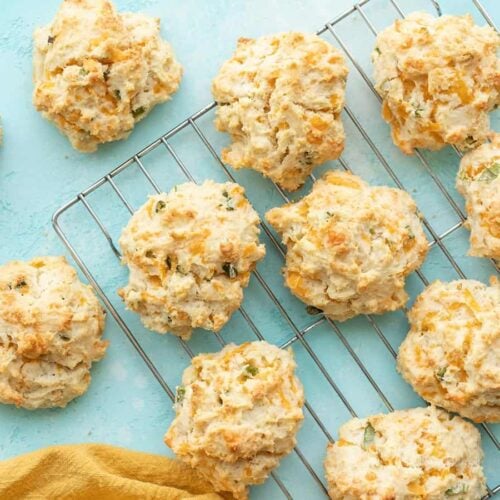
[266, 171, 428, 321]
[373, 12, 499, 154]
[165, 341, 304, 499]
[118, 181, 266, 339]
[457, 134, 500, 260]
[324, 406, 487, 499]
[0, 256, 107, 409]
[398, 279, 500, 423]
[212, 32, 348, 191]
[33, 0, 182, 152]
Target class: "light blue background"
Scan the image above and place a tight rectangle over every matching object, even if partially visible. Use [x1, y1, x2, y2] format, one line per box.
[0, 0, 498, 498]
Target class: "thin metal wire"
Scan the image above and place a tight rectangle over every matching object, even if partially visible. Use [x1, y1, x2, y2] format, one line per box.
[77, 194, 121, 259]
[52, 0, 500, 497]
[52, 209, 175, 401]
[473, 0, 498, 30]
[429, 0, 442, 16]
[106, 175, 134, 213]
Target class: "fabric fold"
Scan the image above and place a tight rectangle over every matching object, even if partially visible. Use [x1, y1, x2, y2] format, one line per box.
[0, 443, 226, 499]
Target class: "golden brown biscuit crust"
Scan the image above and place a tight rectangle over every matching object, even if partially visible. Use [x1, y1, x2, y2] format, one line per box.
[33, 0, 182, 152]
[165, 341, 304, 499]
[398, 278, 500, 423]
[266, 171, 428, 321]
[212, 32, 348, 191]
[456, 134, 500, 260]
[325, 406, 487, 499]
[0, 256, 107, 409]
[373, 12, 499, 154]
[118, 181, 265, 339]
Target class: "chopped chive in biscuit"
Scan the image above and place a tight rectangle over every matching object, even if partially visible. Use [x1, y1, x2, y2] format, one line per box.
[118, 181, 265, 339]
[362, 422, 375, 449]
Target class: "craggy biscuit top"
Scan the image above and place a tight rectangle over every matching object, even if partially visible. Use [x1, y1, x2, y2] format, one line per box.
[266, 171, 428, 321]
[0, 256, 107, 409]
[398, 278, 500, 423]
[373, 12, 499, 154]
[118, 180, 265, 339]
[456, 134, 500, 260]
[33, 0, 182, 152]
[212, 32, 348, 191]
[165, 341, 304, 499]
[324, 406, 487, 500]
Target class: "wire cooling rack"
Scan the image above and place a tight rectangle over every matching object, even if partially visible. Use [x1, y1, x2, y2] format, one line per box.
[53, 0, 499, 498]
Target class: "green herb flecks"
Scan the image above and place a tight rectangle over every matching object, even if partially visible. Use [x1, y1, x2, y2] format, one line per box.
[374, 47, 381, 55]
[222, 190, 235, 211]
[244, 365, 259, 377]
[166, 256, 172, 270]
[300, 151, 315, 167]
[175, 386, 186, 403]
[405, 225, 415, 239]
[10, 280, 28, 291]
[362, 422, 376, 449]
[47, 35, 56, 44]
[464, 135, 478, 148]
[414, 106, 424, 118]
[222, 263, 238, 279]
[114, 89, 121, 101]
[132, 106, 145, 118]
[458, 169, 470, 181]
[435, 366, 447, 381]
[145, 250, 155, 259]
[306, 305, 322, 315]
[79, 68, 89, 76]
[155, 200, 166, 213]
[477, 162, 500, 182]
[445, 484, 469, 496]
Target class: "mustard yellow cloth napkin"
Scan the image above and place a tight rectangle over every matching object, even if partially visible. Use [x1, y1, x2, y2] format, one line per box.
[0, 443, 225, 499]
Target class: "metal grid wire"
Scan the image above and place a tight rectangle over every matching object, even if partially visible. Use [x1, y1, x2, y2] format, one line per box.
[53, 0, 499, 497]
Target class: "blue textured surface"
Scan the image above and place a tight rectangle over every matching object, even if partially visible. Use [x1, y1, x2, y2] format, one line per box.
[0, 0, 498, 498]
